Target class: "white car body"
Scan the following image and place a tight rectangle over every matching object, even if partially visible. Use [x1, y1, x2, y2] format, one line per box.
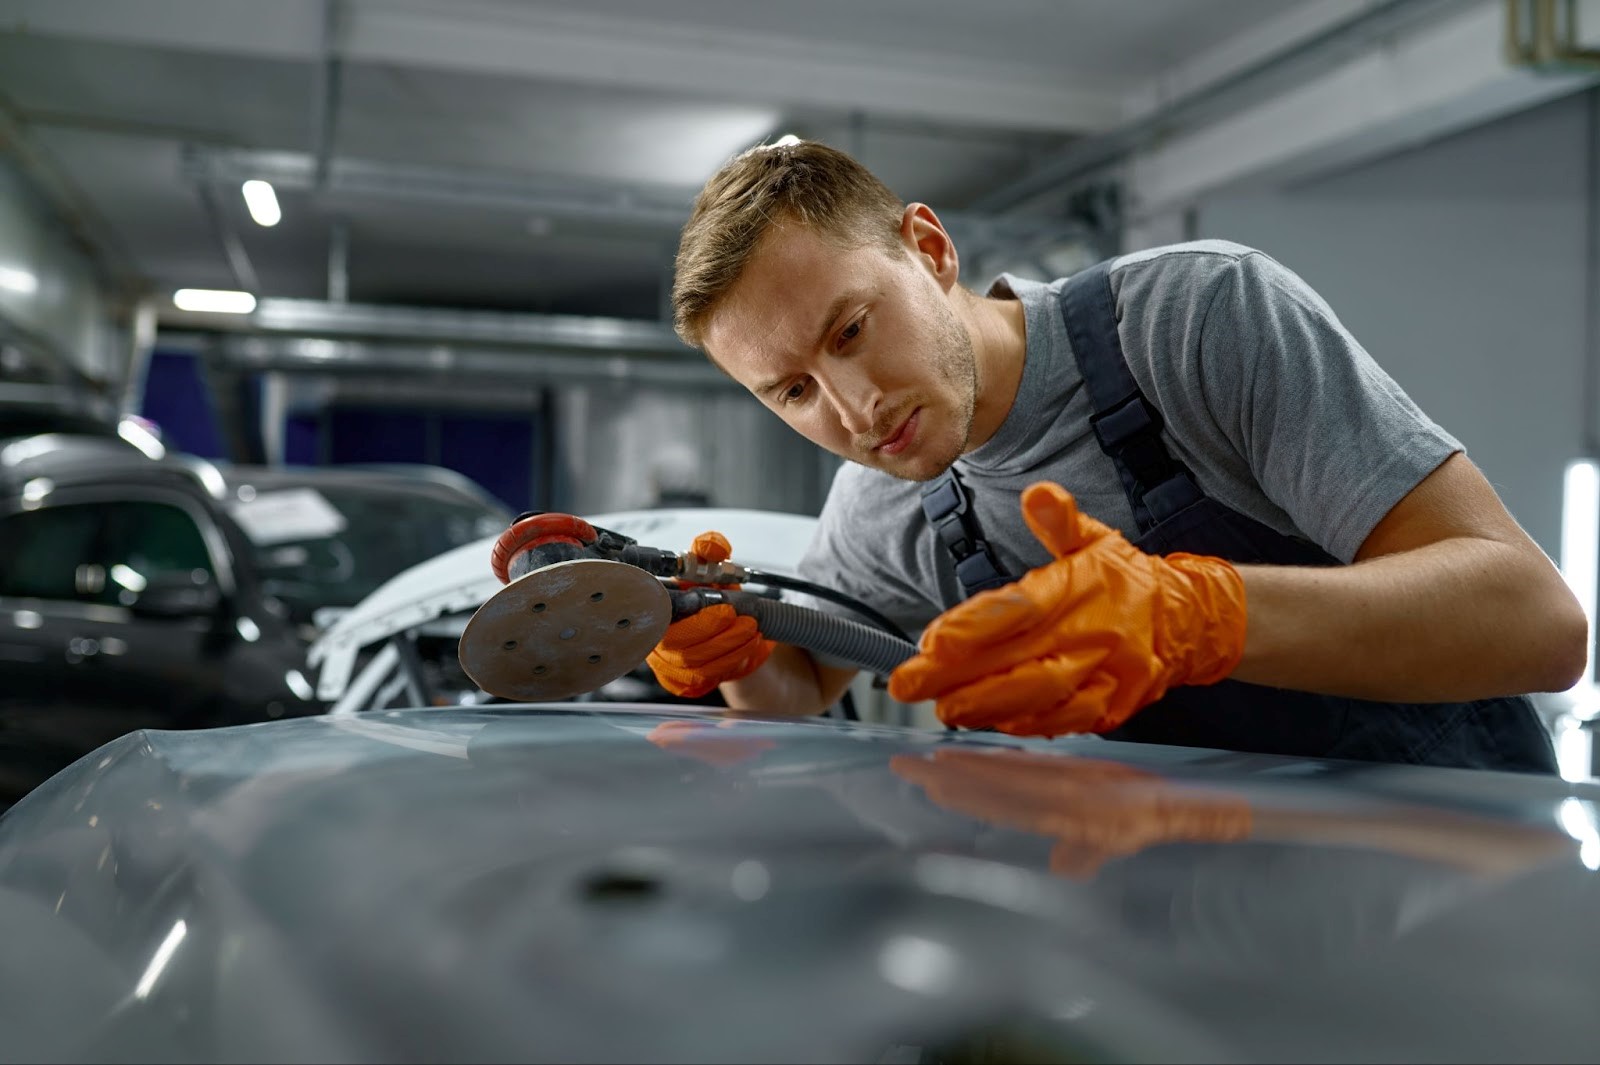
[307, 508, 820, 712]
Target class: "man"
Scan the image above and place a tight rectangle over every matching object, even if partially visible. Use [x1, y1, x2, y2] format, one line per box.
[646, 139, 1584, 771]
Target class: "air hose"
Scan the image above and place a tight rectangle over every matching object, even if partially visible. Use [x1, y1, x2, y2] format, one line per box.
[672, 586, 917, 678]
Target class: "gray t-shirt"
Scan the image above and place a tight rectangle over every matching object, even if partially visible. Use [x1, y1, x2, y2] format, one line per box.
[796, 240, 1462, 635]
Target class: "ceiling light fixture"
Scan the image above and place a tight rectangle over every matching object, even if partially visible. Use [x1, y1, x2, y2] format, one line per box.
[241, 179, 282, 227]
[173, 288, 257, 314]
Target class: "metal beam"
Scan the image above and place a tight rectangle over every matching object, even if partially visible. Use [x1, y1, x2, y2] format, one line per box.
[192, 179, 260, 294]
[1128, 0, 1600, 221]
[309, 0, 344, 191]
[0, 0, 1120, 134]
[326, 219, 349, 303]
[184, 147, 696, 230]
[970, 0, 1468, 213]
[118, 296, 158, 415]
[181, 146, 1094, 259]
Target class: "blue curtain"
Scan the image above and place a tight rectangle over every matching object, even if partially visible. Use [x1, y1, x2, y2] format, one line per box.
[139, 351, 224, 458]
[319, 406, 539, 512]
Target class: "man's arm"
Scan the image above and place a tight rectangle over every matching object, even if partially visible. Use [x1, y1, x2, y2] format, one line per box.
[721, 644, 859, 716]
[1231, 451, 1588, 700]
[888, 471, 1585, 737]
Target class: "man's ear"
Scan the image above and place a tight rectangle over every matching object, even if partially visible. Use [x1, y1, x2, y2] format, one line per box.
[900, 203, 960, 292]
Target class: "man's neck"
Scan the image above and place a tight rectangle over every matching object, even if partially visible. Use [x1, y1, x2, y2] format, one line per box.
[961, 290, 1029, 451]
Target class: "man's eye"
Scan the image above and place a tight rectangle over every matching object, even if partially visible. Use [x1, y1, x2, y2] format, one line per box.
[782, 381, 808, 403]
[838, 319, 863, 346]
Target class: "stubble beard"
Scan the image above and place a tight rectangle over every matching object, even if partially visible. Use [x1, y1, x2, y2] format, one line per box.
[871, 300, 979, 483]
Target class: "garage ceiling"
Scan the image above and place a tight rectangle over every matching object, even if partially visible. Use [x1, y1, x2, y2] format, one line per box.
[0, 0, 1325, 322]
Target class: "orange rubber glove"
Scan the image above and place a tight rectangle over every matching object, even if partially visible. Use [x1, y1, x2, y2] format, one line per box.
[646, 531, 775, 699]
[888, 481, 1247, 736]
[890, 748, 1253, 879]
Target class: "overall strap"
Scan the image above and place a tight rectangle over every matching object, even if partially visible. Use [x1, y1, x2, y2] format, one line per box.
[1059, 261, 1204, 533]
[920, 464, 1012, 599]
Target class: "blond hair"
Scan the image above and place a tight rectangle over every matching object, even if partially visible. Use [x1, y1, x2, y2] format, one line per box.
[671, 140, 905, 349]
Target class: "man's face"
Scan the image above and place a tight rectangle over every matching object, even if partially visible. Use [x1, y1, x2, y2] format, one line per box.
[701, 223, 978, 482]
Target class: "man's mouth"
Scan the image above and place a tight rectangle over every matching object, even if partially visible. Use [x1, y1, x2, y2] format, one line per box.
[874, 408, 920, 456]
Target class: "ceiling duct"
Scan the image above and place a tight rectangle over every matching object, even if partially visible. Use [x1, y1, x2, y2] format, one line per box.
[249, 297, 693, 355]
[214, 334, 736, 391]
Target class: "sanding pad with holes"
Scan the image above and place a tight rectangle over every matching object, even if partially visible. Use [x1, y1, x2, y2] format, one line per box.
[459, 559, 673, 701]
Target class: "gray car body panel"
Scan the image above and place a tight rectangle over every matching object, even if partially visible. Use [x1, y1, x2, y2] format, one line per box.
[1, 703, 1598, 1063]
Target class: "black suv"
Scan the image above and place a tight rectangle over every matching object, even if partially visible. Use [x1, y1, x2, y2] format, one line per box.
[0, 435, 509, 803]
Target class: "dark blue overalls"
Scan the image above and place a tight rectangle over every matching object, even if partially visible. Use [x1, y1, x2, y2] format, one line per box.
[921, 261, 1557, 773]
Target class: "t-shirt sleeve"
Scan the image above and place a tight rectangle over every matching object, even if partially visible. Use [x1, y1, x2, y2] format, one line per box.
[1190, 251, 1462, 562]
[791, 467, 943, 637]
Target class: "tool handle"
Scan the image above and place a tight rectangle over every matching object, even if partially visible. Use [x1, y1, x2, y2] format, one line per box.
[711, 589, 917, 678]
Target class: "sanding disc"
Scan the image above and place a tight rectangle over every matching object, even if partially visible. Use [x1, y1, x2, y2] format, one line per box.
[459, 559, 673, 701]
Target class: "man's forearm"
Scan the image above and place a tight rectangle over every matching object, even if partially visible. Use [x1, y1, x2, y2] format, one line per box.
[720, 643, 834, 715]
[1230, 538, 1587, 701]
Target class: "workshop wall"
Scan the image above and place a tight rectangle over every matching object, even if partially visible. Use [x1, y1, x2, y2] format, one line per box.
[552, 384, 828, 518]
[0, 156, 121, 386]
[1196, 90, 1592, 560]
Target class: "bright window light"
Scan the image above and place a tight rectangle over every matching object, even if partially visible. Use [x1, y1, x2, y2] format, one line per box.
[173, 288, 256, 314]
[241, 179, 281, 227]
[1561, 459, 1599, 692]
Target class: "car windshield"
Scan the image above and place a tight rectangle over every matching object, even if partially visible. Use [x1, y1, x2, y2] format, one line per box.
[234, 482, 506, 625]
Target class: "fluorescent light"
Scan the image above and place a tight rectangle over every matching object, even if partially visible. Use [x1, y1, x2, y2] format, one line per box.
[241, 179, 281, 226]
[173, 288, 256, 314]
[1561, 459, 1599, 691]
[0, 265, 37, 294]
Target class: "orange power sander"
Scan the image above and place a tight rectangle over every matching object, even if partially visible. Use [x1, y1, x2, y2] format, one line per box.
[458, 513, 917, 702]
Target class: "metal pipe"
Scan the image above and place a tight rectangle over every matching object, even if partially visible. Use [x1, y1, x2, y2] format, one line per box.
[193, 180, 260, 294]
[310, 0, 344, 193]
[249, 296, 690, 354]
[327, 219, 349, 303]
[214, 335, 737, 391]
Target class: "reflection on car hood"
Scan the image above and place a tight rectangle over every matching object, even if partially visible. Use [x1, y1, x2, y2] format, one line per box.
[1, 705, 1598, 1063]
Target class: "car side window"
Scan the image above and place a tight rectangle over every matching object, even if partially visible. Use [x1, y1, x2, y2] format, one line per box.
[0, 505, 105, 600]
[100, 501, 215, 605]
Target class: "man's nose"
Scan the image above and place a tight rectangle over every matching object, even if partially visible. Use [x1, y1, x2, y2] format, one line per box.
[818, 364, 883, 436]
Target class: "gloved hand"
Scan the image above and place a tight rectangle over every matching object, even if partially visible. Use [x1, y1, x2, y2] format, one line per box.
[890, 748, 1253, 879]
[647, 531, 775, 699]
[888, 481, 1247, 736]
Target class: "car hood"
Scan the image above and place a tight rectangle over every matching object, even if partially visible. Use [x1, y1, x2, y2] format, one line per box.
[1, 705, 1598, 1063]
